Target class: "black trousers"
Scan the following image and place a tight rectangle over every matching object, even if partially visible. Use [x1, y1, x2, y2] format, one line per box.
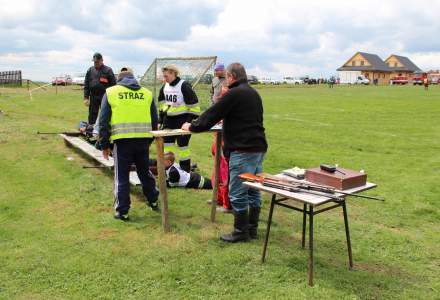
[88, 93, 104, 124]
[163, 115, 192, 172]
[113, 138, 159, 215]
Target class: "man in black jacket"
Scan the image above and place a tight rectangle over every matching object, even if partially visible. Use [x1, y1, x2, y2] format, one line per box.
[182, 63, 268, 243]
[84, 53, 116, 124]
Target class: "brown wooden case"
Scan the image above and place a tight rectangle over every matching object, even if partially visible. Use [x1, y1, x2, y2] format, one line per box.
[305, 167, 367, 190]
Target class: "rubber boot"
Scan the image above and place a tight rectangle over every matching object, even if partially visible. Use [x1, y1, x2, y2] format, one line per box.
[220, 210, 249, 243]
[248, 207, 261, 239]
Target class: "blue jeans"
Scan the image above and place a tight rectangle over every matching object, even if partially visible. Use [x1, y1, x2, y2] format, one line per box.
[228, 151, 265, 213]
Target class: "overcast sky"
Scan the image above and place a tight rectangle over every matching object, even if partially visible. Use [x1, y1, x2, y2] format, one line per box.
[1, 0, 440, 80]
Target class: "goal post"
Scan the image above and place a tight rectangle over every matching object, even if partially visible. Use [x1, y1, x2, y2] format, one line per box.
[140, 56, 217, 110]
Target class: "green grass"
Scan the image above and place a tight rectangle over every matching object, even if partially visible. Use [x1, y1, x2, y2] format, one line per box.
[0, 84, 439, 299]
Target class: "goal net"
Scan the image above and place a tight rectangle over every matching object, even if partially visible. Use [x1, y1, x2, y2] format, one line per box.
[140, 56, 217, 110]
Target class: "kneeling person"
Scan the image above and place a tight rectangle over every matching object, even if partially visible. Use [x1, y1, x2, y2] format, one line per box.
[164, 152, 212, 189]
[98, 67, 159, 221]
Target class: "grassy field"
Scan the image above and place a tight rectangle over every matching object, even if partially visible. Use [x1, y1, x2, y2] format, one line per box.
[0, 84, 439, 299]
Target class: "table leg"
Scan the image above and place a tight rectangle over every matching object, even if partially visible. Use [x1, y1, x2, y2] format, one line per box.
[262, 194, 276, 263]
[155, 137, 170, 233]
[342, 200, 354, 270]
[210, 132, 222, 222]
[301, 204, 307, 249]
[308, 206, 314, 286]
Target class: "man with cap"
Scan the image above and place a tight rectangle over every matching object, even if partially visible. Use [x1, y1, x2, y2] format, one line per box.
[158, 65, 200, 172]
[210, 63, 226, 105]
[84, 53, 116, 125]
[98, 67, 159, 221]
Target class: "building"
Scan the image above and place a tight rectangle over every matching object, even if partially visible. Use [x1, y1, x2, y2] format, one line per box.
[337, 52, 422, 84]
[384, 54, 422, 78]
[337, 52, 391, 84]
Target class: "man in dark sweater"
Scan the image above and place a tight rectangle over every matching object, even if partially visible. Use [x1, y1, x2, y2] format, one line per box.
[84, 53, 116, 124]
[182, 62, 267, 243]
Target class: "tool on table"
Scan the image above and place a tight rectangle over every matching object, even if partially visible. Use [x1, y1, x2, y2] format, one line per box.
[320, 164, 346, 176]
[240, 173, 384, 201]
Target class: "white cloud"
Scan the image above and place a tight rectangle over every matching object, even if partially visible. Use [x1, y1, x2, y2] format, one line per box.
[1, 0, 440, 80]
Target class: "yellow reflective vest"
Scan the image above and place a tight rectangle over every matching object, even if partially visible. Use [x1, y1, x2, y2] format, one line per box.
[106, 85, 153, 141]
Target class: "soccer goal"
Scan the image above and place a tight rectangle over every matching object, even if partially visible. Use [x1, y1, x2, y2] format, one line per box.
[140, 56, 217, 110]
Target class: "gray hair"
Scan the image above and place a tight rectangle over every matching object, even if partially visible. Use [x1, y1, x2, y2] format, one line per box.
[226, 63, 247, 81]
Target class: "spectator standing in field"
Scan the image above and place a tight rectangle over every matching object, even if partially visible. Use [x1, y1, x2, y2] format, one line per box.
[210, 63, 226, 104]
[84, 53, 116, 124]
[210, 78, 232, 214]
[424, 77, 429, 90]
[182, 63, 268, 243]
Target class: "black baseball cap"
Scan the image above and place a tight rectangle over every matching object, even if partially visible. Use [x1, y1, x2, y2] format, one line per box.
[92, 52, 103, 61]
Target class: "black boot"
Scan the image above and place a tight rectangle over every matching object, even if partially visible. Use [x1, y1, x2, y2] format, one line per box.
[220, 210, 249, 243]
[249, 207, 261, 239]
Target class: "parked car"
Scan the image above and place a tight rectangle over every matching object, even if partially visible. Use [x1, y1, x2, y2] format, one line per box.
[270, 79, 282, 85]
[72, 73, 86, 85]
[259, 77, 281, 85]
[412, 74, 424, 85]
[300, 76, 318, 84]
[390, 76, 408, 85]
[247, 75, 259, 84]
[52, 75, 72, 86]
[282, 77, 304, 84]
[354, 75, 370, 85]
[428, 76, 440, 85]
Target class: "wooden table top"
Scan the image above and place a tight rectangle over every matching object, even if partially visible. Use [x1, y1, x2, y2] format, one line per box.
[244, 174, 377, 206]
[150, 124, 223, 137]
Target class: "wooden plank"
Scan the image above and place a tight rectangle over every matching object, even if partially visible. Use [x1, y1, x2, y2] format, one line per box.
[150, 129, 192, 137]
[61, 134, 141, 186]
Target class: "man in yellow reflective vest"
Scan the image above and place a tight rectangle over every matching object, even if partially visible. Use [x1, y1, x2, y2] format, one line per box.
[98, 67, 159, 221]
[158, 65, 200, 172]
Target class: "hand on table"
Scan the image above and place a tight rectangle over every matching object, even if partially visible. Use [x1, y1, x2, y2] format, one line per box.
[181, 122, 192, 131]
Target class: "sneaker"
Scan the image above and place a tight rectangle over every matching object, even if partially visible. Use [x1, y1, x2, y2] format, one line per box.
[148, 200, 160, 212]
[114, 211, 129, 221]
[216, 207, 233, 214]
[206, 199, 213, 205]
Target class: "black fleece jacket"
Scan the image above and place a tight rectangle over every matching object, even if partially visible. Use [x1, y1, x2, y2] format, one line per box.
[189, 79, 267, 157]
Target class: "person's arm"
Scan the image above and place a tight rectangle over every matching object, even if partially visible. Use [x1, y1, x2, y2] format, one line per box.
[158, 85, 166, 124]
[108, 68, 116, 87]
[150, 100, 158, 130]
[188, 92, 234, 133]
[181, 81, 200, 121]
[84, 68, 91, 99]
[98, 93, 112, 150]
[167, 167, 180, 184]
[209, 81, 214, 103]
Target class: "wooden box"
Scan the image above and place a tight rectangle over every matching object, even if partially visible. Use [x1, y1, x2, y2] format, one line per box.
[305, 167, 367, 190]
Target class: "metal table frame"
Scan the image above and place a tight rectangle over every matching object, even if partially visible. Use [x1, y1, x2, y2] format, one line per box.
[244, 179, 377, 286]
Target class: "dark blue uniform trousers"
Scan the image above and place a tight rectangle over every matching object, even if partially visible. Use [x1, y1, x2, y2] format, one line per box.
[113, 138, 159, 215]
